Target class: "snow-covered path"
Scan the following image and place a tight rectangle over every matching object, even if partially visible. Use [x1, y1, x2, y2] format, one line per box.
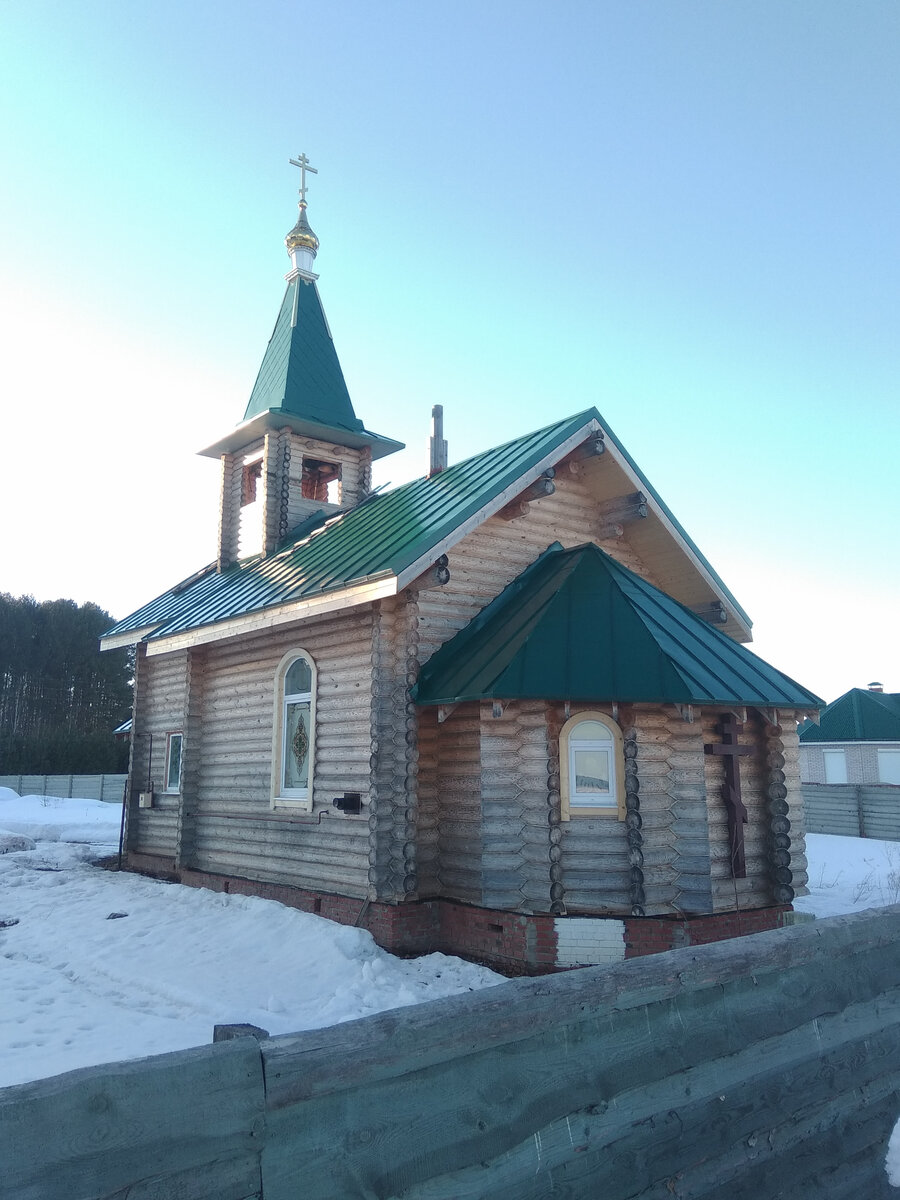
[2, 789, 899, 1091]
[0, 789, 502, 1087]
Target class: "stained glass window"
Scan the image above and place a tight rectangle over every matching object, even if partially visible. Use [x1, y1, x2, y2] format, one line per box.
[276, 652, 315, 806]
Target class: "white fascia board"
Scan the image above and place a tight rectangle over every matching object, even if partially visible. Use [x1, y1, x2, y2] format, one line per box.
[100, 625, 164, 651]
[143, 575, 399, 657]
[396, 419, 602, 591]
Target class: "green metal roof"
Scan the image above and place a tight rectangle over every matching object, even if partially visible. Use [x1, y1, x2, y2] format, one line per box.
[103, 410, 600, 645]
[798, 688, 900, 742]
[236, 279, 400, 457]
[244, 279, 359, 429]
[413, 542, 822, 708]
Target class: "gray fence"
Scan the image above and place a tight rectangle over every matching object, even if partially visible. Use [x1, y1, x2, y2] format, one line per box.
[803, 782, 900, 840]
[0, 774, 127, 803]
[3, 904, 900, 1199]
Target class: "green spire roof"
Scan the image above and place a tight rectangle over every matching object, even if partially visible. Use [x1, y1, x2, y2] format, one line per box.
[201, 277, 403, 460]
[243, 279, 361, 433]
[413, 542, 822, 708]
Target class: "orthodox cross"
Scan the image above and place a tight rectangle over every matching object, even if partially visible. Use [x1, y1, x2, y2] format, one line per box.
[289, 153, 318, 203]
[704, 712, 753, 878]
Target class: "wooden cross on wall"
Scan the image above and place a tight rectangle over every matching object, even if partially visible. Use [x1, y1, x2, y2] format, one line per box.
[705, 712, 753, 878]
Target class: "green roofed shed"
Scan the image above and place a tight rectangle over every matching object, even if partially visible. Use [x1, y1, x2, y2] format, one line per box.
[413, 542, 822, 708]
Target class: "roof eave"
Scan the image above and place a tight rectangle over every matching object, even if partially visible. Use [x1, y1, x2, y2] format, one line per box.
[198, 410, 404, 460]
[100, 624, 164, 651]
[141, 573, 400, 657]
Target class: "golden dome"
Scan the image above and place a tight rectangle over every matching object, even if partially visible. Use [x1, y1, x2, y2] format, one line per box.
[285, 202, 319, 255]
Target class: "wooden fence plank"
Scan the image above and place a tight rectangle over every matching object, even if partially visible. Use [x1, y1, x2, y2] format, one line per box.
[4, 908, 900, 1199]
[0, 1040, 265, 1200]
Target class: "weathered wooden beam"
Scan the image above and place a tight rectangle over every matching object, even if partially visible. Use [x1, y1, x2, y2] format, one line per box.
[437, 703, 459, 724]
[497, 471, 555, 520]
[689, 600, 728, 624]
[567, 433, 606, 464]
[523, 470, 556, 500]
[410, 555, 451, 590]
[675, 704, 695, 723]
[596, 520, 625, 540]
[596, 490, 647, 524]
[497, 499, 531, 521]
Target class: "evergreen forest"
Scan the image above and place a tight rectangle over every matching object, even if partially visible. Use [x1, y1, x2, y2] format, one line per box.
[0, 594, 132, 773]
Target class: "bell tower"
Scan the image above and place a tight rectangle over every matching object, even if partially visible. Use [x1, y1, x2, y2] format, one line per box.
[201, 155, 404, 571]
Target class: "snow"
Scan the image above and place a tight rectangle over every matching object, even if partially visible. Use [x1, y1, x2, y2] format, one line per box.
[794, 833, 900, 918]
[0, 789, 503, 1088]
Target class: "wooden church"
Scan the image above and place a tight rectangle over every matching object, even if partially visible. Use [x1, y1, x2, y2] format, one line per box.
[102, 160, 822, 972]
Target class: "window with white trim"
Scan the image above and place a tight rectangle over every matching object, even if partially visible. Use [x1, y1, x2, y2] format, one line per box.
[878, 749, 900, 785]
[823, 749, 848, 785]
[559, 711, 626, 820]
[272, 650, 316, 810]
[164, 732, 183, 794]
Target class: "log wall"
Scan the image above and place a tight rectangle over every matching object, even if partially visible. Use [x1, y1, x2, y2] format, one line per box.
[426, 703, 483, 904]
[184, 612, 375, 898]
[127, 645, 189, 859]
[369, 594, 420, 904]
[480, 700, 553, 912]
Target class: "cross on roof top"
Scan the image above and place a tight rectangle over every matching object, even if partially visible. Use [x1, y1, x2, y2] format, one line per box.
[289, 153, 318, 204]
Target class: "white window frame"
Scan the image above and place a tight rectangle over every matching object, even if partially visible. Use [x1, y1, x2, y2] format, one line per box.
[272, 649, 317, 812]
[559, 710, 626, 821]
[877, 749, 900, 785]
[163, 732, 183, 795]
[823, 748, 848, 785]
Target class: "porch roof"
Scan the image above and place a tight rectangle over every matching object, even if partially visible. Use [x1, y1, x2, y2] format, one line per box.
[413, 542, 822, 709]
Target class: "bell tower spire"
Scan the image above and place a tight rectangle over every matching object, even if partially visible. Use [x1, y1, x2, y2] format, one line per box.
[202, 156, 404, 572]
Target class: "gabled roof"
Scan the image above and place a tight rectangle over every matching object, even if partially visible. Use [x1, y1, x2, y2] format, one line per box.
[799, 688, 900, 742]
[103, 410, 602, 651]
[413, 542, 822, 709]
[199, 280, 403, 460]
[102, 407, 754, 658]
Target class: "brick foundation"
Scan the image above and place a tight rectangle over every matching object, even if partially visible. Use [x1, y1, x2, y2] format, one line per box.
[623, 905, 792, 957]
[124, 853, 793, 974]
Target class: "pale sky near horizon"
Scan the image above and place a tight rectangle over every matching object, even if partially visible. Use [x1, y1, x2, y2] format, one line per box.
[1, 1, 897, 704]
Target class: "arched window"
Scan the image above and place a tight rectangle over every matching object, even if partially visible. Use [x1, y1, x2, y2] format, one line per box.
[559, 711, 625, 821]
[272, 650, 317, 810]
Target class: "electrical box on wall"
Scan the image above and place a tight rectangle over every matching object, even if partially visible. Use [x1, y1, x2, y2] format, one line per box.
[332, 792, 362, 815]
[138, 792, 154, 808]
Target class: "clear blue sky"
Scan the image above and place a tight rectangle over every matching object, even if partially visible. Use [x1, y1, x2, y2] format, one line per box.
[1, 1, 897, 702]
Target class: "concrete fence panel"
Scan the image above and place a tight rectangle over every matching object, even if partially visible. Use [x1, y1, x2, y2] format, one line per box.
[3, 906, 900, 1199]
[804, 782, 900, 840]
[0, 774, 127, 803]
